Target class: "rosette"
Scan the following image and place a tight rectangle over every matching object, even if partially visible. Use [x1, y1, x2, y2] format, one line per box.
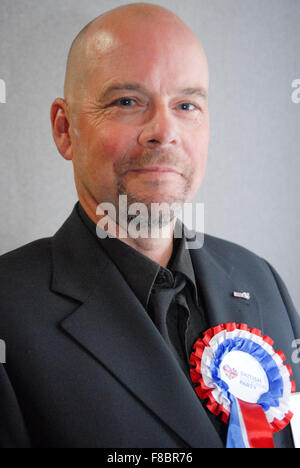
[190, 323, 295, 448]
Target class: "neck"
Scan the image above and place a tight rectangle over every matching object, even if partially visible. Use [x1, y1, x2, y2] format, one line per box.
[120, 229, 175, 267]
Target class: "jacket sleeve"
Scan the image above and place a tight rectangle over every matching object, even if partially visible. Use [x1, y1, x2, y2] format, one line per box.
[265, 260, 300, 340]
[0, 363, 31, 448]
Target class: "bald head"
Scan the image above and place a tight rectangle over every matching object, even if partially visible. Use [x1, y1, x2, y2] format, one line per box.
[64, 3, 209, 107]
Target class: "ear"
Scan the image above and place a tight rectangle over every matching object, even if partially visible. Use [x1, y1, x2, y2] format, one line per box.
[50, 98, 73, 160]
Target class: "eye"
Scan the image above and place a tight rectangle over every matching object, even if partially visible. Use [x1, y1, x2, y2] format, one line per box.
[114, 97, 137, 107]
[178, 102, 197, 111]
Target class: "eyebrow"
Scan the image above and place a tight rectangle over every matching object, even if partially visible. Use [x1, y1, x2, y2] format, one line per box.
[98, 82, 208, 102]
[180, 87, 208, 100]
[98, 82, 149, 102]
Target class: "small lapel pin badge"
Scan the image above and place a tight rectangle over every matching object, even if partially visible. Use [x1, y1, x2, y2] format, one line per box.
[233, 291, 251, 300]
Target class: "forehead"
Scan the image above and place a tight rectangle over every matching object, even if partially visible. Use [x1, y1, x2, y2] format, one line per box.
[84, 28, 209, 96]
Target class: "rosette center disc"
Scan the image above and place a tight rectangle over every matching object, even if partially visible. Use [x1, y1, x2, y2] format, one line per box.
[220, 351, 269, 403]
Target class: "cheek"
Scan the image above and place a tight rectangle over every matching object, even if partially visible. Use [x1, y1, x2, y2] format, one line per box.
[186, 128, 210, 197]
[72, 118, 135, 171]
[187, 124, 209, 165]
[72, 120, 140, 201]
[87, 124, 137, 164]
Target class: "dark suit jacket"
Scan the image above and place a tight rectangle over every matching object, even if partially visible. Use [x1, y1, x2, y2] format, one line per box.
[0, 204, 299, 448]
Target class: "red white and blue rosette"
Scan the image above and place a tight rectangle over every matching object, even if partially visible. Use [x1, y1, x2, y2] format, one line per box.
[190, 323, 295, 448]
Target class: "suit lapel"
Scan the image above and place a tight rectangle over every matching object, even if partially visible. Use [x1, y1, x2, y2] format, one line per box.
[51, 206, 223, 448]
[190, 236, 263, 331]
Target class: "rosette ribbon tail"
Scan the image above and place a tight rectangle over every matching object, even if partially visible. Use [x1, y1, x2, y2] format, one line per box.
[226, 397, 275, 448]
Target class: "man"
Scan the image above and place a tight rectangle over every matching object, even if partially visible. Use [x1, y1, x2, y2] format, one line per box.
[0, 3, 299, 448]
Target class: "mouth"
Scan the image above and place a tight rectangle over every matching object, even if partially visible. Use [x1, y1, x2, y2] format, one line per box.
[124, 166, 183, 177]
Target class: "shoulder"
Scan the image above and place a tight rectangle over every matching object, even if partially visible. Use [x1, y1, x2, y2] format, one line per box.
[200, 232, 300, 323]
[203, 232, 258, 257]
[0, 238, 52, 299]
[201, 232, 269, 274]
[0, 237, 52, 268]
[193, 231, 296, 305]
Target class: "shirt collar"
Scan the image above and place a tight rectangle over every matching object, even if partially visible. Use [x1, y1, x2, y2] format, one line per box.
[77, 202, 198, 308]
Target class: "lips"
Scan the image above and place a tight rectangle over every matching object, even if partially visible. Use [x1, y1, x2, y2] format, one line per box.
[125, 166, 182, 176]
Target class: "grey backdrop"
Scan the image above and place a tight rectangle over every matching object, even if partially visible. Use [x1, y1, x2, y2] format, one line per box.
[0, 0, 299, 312]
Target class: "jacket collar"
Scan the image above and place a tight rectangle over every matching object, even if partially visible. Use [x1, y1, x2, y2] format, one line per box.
[189, 233, 262, 331]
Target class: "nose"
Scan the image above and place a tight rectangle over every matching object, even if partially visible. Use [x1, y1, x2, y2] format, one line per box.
[138, 104, 179, 148]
